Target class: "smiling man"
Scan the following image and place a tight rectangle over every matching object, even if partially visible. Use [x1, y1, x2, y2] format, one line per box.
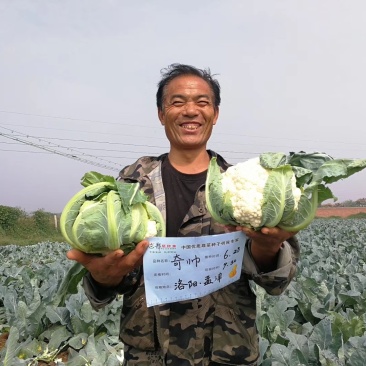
[157, 69, 219, 238]
[68, 64, 300, 366]
[158, 72, 219, 156]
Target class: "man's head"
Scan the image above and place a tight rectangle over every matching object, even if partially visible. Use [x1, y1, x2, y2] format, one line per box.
[156, 64, 221, 112]
[157, 64, 220, 153]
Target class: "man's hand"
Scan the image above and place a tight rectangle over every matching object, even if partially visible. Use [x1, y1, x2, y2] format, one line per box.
[231, 226, 297, 272]
[66, 240, 149, 288]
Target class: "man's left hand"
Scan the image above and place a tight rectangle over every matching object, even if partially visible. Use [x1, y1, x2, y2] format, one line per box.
[231, 226, 297, 272]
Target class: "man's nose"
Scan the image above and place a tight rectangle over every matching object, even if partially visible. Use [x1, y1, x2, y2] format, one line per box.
[183, 101, 199, 116]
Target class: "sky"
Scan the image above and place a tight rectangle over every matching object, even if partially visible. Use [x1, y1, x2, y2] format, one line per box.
[1, 1, 366, 213]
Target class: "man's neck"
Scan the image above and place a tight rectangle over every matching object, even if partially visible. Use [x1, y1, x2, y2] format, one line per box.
[168, 148, 210, 174]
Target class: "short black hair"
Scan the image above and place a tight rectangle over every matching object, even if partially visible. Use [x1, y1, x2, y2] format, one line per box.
[156, 63, 221, 111]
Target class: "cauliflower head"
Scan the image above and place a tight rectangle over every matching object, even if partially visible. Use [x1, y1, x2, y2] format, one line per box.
[223, 157, 301, 228]
[206, 152, 366, 231]
[206, 156, 302, 230]
[222, 157, 270, 228]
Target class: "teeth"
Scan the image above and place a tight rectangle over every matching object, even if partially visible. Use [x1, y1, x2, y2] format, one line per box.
[182, 124, 199, 130]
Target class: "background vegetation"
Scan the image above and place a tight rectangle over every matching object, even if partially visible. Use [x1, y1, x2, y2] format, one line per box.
[1, 198, 365, 247]
[0, 206, 64, 246]
[1, 203, 366, 364]
[321, 198, 366, 207]
[1, 218, 366, 364]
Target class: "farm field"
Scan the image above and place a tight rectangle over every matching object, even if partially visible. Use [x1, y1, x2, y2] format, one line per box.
[1, 218, 366, 365]
[316, 207, 366, 218]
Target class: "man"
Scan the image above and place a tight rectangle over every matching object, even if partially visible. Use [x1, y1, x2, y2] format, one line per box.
[67, 64, 300, 365]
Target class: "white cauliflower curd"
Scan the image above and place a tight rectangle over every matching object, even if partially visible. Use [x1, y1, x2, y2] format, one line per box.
[221, 157, 271, 228]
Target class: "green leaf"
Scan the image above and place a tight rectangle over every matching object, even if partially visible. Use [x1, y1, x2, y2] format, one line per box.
[316, 184, 336, 204]
[46, 306, 70, 325]
[68, 333, 89, 350]
[337, 291, 361, 308]
[52, 262, 88, 307]
[346, 335, 366, 366]
[260, 152, 287, 168]
[81, 171, 116, 187]
[106, 191, 123, 251]
[313, 159, 366, 184]
[72, 192, 128, 253]
[279, 187, 318, 231]
[329, 310, 365, 344]
[128, 203, 148, 243]
[289, 348, 308, 366]
[309, 317, 333, 350]
[39, 324, 72, 350]
[116, 180, 147, 208]
[257, 313, 271, 338]
[290, 166, 314, 186]
[258, 337, 270, 364]
[286, 151, 334, 173]
[145, 201, 166, 237]
[285, 331, 309, 354]
[270, 343, 291, 365]
[267, 300, 295, 332]
[260, 165, 294, 227]
[82, 334, 99, 362]
[3, 327, 21, 366]
[205, 157, 237, 225]
[60, 182, 114, 248]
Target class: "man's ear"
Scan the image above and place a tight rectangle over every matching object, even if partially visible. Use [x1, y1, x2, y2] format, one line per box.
[213, 107, 219, 125]
[158, 109, 165, 125]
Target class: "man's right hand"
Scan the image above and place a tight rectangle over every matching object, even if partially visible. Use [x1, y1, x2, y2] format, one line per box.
[66, 240, 149, 288]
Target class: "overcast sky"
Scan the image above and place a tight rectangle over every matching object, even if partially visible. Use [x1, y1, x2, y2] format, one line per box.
[1, 1, 366, 213]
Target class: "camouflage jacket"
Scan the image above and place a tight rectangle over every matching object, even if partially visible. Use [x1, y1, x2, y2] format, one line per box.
[83, 150, 300, 366]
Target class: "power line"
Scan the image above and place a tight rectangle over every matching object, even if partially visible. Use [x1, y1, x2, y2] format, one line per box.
[1, 126, 365, 161]
[0, 110, 152, 129]
[0, 110, 364, 147]
[0, 127, 120, 171]
[12, 139, 364, 155]
[0, 149, 53, 154]
[0, 122, 166, 140]
[0, 134, 169, 149]
[1, 118, 365, 163]
[2, 122, 366, 155]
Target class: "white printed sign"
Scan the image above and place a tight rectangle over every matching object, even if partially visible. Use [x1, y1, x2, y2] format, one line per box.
[143, 231, 246, 307]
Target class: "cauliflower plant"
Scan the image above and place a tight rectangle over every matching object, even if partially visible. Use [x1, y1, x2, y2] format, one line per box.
[60, 171, 166, 255]
[205, 152, 366, 231]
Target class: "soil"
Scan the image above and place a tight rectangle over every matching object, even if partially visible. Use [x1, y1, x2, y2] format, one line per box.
[316, 207, 366, 218]
[0, 332, 8, 350]
[37, 351, 69, 365]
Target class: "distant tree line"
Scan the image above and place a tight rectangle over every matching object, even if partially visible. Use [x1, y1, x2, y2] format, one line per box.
[0, 205, 57, 237]
[321, 198, 366, 207]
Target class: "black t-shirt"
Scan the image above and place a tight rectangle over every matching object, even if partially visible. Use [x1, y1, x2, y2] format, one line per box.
[162, 157, 207, 237]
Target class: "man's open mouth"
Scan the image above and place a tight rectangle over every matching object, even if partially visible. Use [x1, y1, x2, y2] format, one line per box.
[181, 123, 201, 130]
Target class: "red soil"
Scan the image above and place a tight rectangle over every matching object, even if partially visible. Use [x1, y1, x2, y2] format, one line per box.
[316, 207, 366, 218]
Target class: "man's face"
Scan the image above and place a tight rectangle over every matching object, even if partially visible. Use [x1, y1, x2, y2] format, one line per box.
[158, 75, 219, 151]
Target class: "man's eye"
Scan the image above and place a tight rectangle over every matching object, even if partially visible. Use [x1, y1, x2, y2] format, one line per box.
[197, 101, 209, 106]
[172, 101, 184, 106]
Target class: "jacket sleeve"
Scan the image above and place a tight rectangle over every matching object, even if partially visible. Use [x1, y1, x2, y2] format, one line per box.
[242, 236, 300, 295]
[82, 267, 143, 311]
[82, 273, 117, 311]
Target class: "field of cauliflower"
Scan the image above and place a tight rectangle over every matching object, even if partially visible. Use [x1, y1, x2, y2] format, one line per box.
[1, 217, 366, 365]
